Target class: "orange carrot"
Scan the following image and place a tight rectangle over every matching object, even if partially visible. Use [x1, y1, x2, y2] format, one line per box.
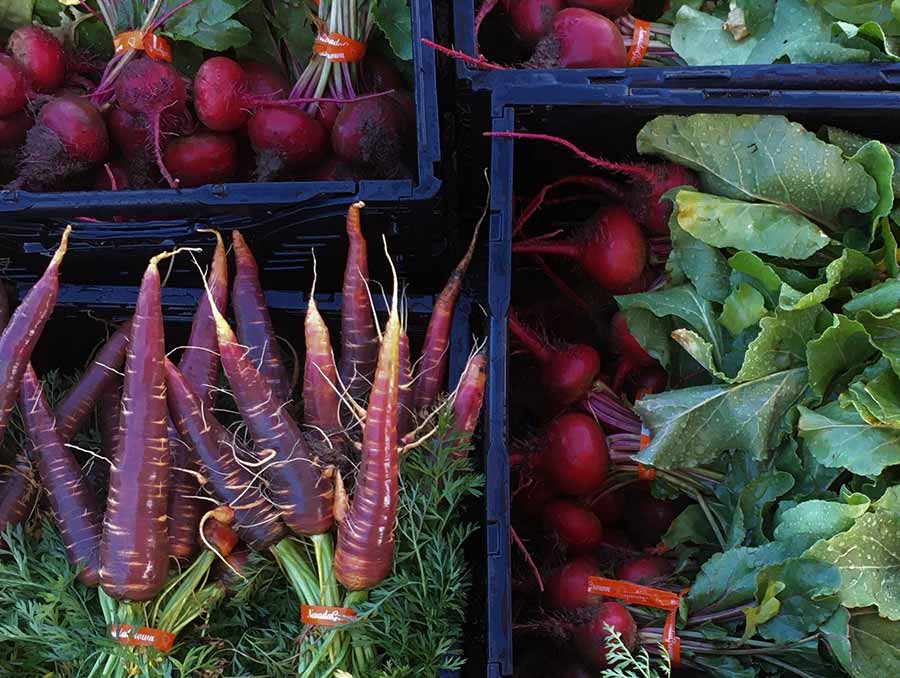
[334, 253, 401, 591]
[99, 252, 172, 602]
[413, 224, 480, 411]
[338, 202, 379, 401]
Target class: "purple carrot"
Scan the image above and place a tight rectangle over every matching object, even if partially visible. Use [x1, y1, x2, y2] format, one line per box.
[20, 364, 102, 585]
[99, 252, 172, 602]
[450, 351, 488, 446]
[54, 320, 132, 442]
[178, 231, 228, 406]
[0, 449, 35, 538]
[302, 278, 341, 446]
[165, 359, 286, 550]
[0, 227, 70, 443]
[338, 201, 379, 401]
[334, 266, 401, 591]
[231, 230, 292, 405]
[210, 295, 333, 536]
[167, 234, 229, 560]
[413, 222, 480, 412]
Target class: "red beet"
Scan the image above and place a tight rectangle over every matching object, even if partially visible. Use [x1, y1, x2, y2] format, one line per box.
[543, 557, 602, 609]
[107, 108, 150, 154]
[194, 57, 249, 132]
[514, 205, 648, 293]
[575, 602, 638, 669]
[542, 412, 608, 496]
[588, 489, 623, 526]
[513, 475, 556, 521]
[530, 8, 626, 68]
[163, 132, 238, 187]
[0, 55, 27, 116]
[8, 25, 66, 93]
[507, 309, 601, 407]
[115, 58, 188, 188]
[0, 110, 32, 147]
[363, 53, 406, 91]
[624, 487, 682, 547]
[248, 106, 327, 180]
[543, 499, 604, 555]
[503, 0, 564, 45]
[242, 61, 290, 99]
[331, 97, 407, 172]
[486, 132, 700, 236]
[610, 312, 658, 390]
[567, 0, 633, 18]
[16, 96, 108, 189]
[616, 556, 673, 585]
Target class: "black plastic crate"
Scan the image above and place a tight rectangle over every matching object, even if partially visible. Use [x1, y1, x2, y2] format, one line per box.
[450, 0, 900, 92]
[484, 82, 900, 677]
[0, 0, 441, 250]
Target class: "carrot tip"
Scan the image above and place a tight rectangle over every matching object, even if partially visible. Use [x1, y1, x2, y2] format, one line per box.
[52, 225, 72, 264]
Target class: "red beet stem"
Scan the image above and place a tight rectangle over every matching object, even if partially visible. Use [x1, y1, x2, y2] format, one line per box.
[507, 309, 553, 363]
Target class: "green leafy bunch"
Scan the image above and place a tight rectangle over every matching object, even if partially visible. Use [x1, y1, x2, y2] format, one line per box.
[616, 112, 900, 677]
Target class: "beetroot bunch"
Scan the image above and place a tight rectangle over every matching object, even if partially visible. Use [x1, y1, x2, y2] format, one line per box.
[1, 23, 415, 192]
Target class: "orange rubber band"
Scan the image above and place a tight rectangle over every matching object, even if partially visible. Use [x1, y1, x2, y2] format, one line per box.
[637, 464, 655, 481]
[109, 624, 175, 652]
[301, 605, 357, 626]
[639, 425, 651, 451]
[587, 577, 681, 610]
[113, 30, 172, 62]
[313, 31, 367, 62]
[626, 19, 651, 67]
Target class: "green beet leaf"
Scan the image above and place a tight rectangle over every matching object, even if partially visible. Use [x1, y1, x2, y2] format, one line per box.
[667, 212, 732, 303]
[806, 314, 877, 398]
[635, 368, 808, 468]
[846, 613, 900, 677]
[806, 510, 900, 620]
[674, 190, 832, 258]
[843, 361, 900, 428]
[686, 542, 800, 614]
[821, 126, 900, 196]
[662, 504, 718, 548]
[751, 557, 842, 642]
[844, 279, 900, 316]
[162, 0, 252, 51]
[617, 284, 725, 364]
[373, 0, 412, 61]
[857, 309, 900, 377]
[778, 248, 874, 311]
[636, 114, 879, 231]
[799, 400, 900, 476]
[719, 284, 768, 336]
[773, 492, 871, 549]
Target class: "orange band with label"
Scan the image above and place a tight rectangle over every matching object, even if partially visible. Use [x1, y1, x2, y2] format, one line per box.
[109, 624, 175, 652]
[626, 19, 652, 67]
[113, 31, 173, 62]
[586, 579, 686, 666]
[637, 464, 656, 481]
[301, 605, 357, 626]
[587, 577, 681, 610]
[313, 32, 367, 62]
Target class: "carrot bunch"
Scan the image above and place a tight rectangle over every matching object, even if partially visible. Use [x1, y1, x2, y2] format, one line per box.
[0, 204, 487, 675]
